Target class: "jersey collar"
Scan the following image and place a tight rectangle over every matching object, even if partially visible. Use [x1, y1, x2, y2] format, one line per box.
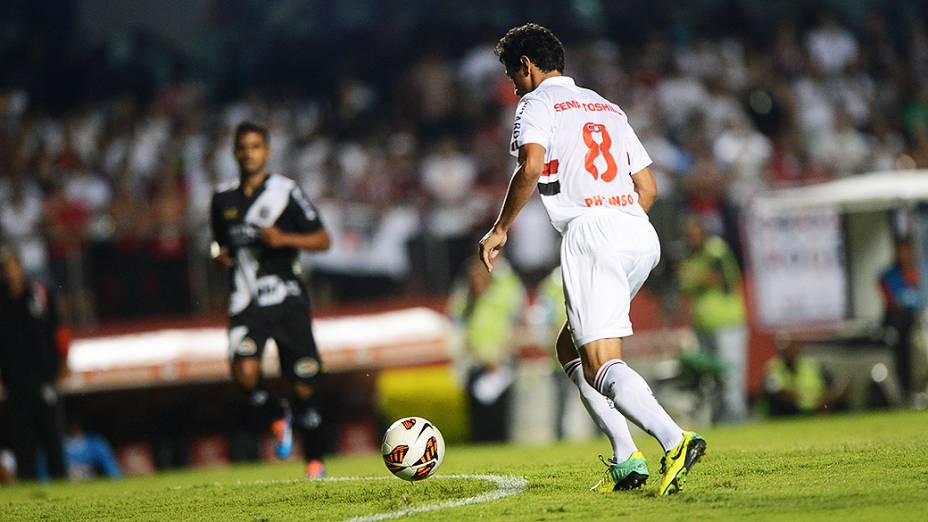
[536, 75, 575, 90]
[240, 172, 272, 199]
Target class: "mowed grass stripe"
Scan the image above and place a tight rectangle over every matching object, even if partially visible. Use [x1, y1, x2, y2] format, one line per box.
[1, 410, 925, 521]
[0, 474, 496, 521]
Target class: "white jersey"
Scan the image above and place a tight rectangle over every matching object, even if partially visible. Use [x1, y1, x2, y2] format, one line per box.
[509, 76, 652, 234]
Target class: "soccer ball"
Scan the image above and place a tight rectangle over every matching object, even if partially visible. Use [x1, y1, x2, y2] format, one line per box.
[381, 417, 445, 481]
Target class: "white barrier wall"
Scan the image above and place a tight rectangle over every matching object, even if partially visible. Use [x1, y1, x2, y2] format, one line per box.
[64, 307, 452, 392]
[746, 207, 848, 329]
[845, 211, 894, 323]
[748, 171, 928, 331]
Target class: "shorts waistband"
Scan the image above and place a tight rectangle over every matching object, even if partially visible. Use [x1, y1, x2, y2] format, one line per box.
[565, 209, 647, 229]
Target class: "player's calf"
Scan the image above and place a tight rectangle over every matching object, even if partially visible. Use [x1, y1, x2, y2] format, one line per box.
[291, 383, 326, 472]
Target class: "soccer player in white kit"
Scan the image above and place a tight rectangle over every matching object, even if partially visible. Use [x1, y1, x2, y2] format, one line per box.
[478, 23, 707, 495]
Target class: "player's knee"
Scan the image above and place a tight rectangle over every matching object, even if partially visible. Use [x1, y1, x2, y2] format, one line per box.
[233, 359, 261, 389]
[293, 382, 314, 400]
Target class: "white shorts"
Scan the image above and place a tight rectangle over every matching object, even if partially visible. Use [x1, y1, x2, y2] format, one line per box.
[560, 211, 660, 347]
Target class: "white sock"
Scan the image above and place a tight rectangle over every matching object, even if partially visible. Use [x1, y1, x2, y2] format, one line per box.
[563, 358, 637, 462]
[593, 359, 684, 452]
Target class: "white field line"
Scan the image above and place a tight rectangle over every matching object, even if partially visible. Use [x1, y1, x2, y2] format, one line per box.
[341, 474, 528, 522]
[167, 473, 528, 520]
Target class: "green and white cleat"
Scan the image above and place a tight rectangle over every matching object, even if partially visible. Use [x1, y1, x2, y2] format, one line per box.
[591, 452, 650, 492]
[658, 432, 707, 496]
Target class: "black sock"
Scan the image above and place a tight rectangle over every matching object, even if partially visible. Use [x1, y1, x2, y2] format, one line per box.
[291, 392, 325, 462]
[246, 381, 286, 422]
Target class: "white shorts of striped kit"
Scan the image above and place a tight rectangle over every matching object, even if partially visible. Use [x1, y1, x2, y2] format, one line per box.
[560, 210, 660, 348]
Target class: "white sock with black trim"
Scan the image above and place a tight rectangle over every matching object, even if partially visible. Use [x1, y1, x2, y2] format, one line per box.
[563, 358, 637, 462]
[593, 359, 684, 452]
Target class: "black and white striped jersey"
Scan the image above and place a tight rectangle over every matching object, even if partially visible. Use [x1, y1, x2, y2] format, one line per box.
[210, 174, 324, 316]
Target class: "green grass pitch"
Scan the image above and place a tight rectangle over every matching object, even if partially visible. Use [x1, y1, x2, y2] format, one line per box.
[2, 410, 926, 521]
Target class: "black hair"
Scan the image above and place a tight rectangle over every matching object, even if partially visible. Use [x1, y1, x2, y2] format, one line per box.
[234, 121, 269, 146]
[495, 23, 565, 74]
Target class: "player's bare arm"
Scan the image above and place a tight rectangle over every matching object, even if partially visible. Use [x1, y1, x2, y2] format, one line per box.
[478, 142, 546, 272]
[261, 227, 331, 251]
[631, 166, 657, 213]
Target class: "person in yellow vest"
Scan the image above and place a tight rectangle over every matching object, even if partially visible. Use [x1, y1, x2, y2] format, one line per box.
[763, 336, 843, 416]
[678, 216, 748, 423]
[448, 257, 525, 442]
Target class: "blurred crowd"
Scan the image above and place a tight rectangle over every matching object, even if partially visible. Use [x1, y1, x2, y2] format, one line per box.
[2, 8, 928, 325]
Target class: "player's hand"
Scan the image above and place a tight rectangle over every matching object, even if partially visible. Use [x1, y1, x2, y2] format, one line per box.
[211, 245, 235, 269]
[260, 226, 288, 248]
[478, 226, 507, 273]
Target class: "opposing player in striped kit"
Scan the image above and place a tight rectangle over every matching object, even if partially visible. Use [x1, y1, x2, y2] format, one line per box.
[479, 24, 706, 495]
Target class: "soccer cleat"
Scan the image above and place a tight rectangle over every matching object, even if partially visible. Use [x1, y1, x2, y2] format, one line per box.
[658, 432, 707, 496]
[590, 452, 650, 492]
[306, 459, 326, 479]
[271, 415, 293, 460]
